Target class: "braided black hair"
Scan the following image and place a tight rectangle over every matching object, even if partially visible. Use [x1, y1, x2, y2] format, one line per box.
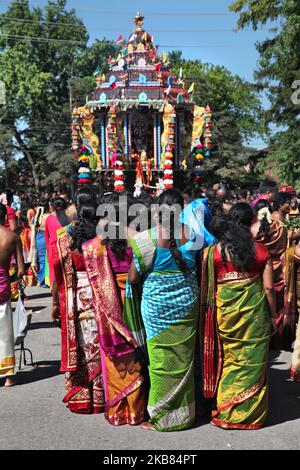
[157, 189, 186, 271]
[104, 191, 135, 259]
[210, 202, 255, 272]
[69, 187, 98, 252]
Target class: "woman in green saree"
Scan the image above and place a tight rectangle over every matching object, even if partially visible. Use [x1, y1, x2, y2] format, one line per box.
[200, 203, 275, 429]
[128, 189, 199, 431]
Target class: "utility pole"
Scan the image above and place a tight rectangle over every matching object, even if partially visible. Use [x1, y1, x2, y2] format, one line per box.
[68, 66, 74, 114]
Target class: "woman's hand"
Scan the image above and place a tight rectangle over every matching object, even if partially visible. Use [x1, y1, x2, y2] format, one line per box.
[51, 302, 60, 322]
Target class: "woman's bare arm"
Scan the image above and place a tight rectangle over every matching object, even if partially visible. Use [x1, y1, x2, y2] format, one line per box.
[14, 235, 25, 279]
[128, 260, 140, 284]
[262, 259, 276, 319]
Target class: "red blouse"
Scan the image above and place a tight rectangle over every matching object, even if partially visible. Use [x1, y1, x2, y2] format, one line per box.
[213, 242, 270, 282]
[71, 251, 86, 271]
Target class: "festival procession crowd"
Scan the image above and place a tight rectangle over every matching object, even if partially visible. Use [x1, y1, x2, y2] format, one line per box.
[0, 181, 300, 432]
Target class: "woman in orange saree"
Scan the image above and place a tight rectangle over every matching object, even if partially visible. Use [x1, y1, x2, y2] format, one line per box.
[53, 188, 105, 414]
[82, 192, 147, 426]
[200, 204, 275, 430]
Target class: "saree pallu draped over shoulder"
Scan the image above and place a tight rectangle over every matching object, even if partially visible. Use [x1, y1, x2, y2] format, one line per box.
[200, 246, 272, 430]
[54, 228, 105, 414]
[257, 220, 288, 348]
[130, 230, 199, 432]
[82, 237, 147, 426]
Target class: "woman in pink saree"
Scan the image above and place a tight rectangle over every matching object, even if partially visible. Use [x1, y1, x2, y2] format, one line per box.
[45, 198, 70, 286]
[81, 191, 147, 426]
[45, 198, 71, 323]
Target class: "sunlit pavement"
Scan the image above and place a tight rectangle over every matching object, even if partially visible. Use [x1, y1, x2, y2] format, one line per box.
[0, 287, 299, 450]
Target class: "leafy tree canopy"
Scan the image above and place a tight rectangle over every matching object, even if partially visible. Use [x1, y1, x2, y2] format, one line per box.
[229, 0, 300, 187]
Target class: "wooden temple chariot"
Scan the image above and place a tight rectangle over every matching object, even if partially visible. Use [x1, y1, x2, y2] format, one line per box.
[71, 12, 212, 189]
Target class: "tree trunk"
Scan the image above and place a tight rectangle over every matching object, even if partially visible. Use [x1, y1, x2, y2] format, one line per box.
[25, 151, 40, 192]
[14, 128, 40, 192]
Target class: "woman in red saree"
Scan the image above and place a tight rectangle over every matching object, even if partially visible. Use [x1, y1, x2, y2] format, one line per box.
[82, 191, 147, 426]
[53, 188, 105, 414]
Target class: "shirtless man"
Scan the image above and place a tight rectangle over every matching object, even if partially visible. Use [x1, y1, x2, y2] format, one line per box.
[0, 204, 24, 386]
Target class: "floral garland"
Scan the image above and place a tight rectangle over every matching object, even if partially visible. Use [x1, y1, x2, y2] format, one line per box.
[114, 150, 125, 191]
[163, 144, 174, 189]
[191, 143, 204, 184]
[74, 145, 92, 185]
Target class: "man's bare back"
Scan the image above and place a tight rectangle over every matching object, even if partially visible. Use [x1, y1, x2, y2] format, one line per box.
[0, 223, 24, 278]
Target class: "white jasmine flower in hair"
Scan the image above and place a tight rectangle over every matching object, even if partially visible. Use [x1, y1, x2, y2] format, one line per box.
[257, 207, 272, 224]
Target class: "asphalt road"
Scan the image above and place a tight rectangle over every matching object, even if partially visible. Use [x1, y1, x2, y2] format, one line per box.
[0, 287, 299, 450]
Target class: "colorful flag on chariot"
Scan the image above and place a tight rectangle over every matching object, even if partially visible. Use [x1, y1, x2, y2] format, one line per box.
[116, 35, 124, 44]
[121, 47, 128, 57]
[93, 66, 101, 76]
[164, 84, 171, 96]
[161, 52, 167, 63]
[154, 62, 161, 71]
[188, 82, 195, 94]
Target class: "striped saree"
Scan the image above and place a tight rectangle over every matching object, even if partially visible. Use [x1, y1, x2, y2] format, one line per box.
[200, 246, 272, 430]
[130, 230, 199, 431]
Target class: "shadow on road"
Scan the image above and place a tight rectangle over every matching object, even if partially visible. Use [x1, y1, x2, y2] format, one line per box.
[29, 321, 57, 330]
[191, 350, 300, 430]
[26, 292, 52, 300]
[265, 358, 300, 427]
[16, 360, 61, 385]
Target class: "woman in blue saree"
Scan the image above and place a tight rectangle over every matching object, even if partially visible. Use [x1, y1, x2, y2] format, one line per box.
[128, 189, 200, 431]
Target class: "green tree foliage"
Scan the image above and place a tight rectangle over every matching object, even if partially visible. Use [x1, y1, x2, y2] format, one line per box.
[169, 51, 264, 184]
[230, 0, 300, 188]
[0, 0, 117, 191]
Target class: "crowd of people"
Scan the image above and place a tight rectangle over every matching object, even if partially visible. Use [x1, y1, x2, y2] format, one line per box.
[0, 180, 299, 431]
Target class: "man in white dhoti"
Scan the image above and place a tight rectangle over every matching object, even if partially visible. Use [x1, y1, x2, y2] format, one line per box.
[0, 203, 24, 386]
